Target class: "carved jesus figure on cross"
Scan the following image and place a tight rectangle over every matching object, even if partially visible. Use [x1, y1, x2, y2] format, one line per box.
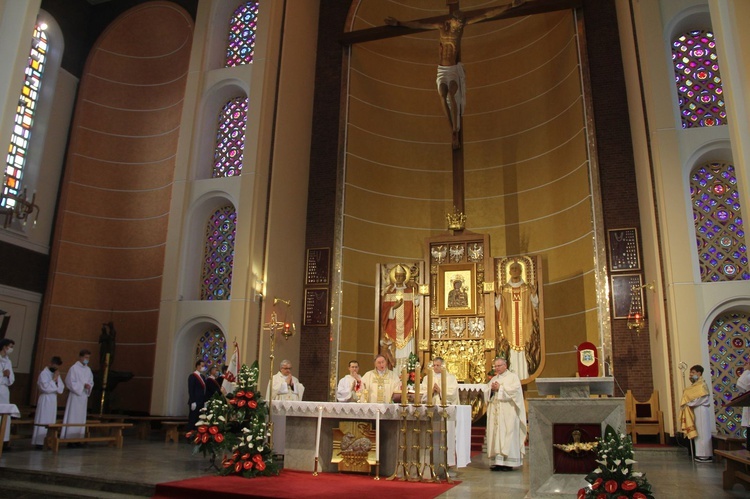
[385, 0, 526, 149]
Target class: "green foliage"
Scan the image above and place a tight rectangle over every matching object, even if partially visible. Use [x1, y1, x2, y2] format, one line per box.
[578, 425, 654, 499]
[185, 361, 279, 478]
[406, 352, 419, 387]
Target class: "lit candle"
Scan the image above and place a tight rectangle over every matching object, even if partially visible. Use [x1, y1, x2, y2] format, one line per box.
[426, 364, 434, 407]
[315, 405, 323, 459]
[414, 362, 421, 404]
[441, 368, 448, 406]
[375, 408, 380, 462]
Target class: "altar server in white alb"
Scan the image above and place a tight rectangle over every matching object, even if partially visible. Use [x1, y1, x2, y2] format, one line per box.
[680, 364, 713, 462]
[32, 356, 65, 448]
[61, 349, 94, 440]
[268, 359, 304, 401]
[486, 357, 527, 471]
[336, 360, 363, 402]
[0, 338, 15, 447]
[420, 357, 459, 405]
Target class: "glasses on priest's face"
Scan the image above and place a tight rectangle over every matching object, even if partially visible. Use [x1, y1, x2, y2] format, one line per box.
[281, 366, 292, 372]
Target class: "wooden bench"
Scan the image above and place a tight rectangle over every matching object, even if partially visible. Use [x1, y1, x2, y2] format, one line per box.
[714, 449, 750, 491]
[161, 421, 185, 443]
[44, 422, 132, 453]
[714, 434, 746, 463]
[9, 419, 35, 440]
[99, 415, 187, 440]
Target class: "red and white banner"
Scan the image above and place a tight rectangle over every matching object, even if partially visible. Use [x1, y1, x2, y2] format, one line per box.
[222, 341, 239, 393]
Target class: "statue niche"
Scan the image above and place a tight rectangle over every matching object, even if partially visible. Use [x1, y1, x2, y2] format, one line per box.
[377, 262, 424, 373]
[494, 255, 545, 383]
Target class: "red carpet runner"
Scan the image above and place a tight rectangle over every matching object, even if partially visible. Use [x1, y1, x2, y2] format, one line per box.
[153, 470, 459, 499]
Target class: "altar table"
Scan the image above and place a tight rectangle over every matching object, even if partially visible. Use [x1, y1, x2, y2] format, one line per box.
[271, 401, 471, 474]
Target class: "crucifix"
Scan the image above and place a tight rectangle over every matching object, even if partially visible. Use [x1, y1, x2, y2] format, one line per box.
[341, 0, 579, 223]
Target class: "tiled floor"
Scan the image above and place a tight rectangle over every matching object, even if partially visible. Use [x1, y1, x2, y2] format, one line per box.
[0, 439, 749, 498]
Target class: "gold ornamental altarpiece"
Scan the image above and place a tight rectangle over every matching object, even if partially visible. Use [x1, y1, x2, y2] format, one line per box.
[421, 231, 496, 384]
[419, 232, 546, 386]
[372, 230, 547, 386]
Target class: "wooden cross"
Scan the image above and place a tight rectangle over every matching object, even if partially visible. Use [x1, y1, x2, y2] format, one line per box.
[341, 0, 582, 220]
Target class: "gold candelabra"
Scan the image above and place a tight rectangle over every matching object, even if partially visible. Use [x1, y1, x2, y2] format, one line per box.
[263, 297, 295, 450]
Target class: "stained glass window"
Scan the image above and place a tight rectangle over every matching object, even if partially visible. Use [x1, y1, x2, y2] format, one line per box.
[226, 1, 259, 67]
[671, 30, 726, 128]
[194, 328, 227, 368]
[200, 206, 237, 300]
[212, 97, 248, 178]
[690, 162, 749, 282]
[2, 22, 48, 210]
[709, 312, 750, 439]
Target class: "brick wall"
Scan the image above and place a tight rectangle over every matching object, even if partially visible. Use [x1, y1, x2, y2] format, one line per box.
[583, 0, 653, 400]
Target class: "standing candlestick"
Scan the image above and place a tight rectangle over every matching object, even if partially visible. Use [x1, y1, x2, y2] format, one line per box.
[376, 408, 380, 462]
[426, 365, 434, 407]
[401, 367, 408, 404]
[414, 362, 421, 405]
[440, 369, 448, 406]
[314, 405, 323, 475]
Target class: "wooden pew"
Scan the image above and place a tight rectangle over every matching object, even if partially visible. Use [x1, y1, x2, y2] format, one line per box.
[44, 422, 132, 453]
[713, 434, 746, 463]
[714, 449, 750, 491]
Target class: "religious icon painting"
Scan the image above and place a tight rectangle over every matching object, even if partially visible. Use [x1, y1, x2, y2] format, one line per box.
[438, 263, 476, 316]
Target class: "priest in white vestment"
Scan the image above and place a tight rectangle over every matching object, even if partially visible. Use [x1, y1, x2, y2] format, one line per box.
[361, 355, 399, 404]
[268, 359, 304, 401]
[0, 338, 15, 445]
[61, 350, 94, 439]
[420, 357, 459, 405]
[32, 356, 65, 447]
[486, 357, 527, 471]
[336, 360, 363, 402]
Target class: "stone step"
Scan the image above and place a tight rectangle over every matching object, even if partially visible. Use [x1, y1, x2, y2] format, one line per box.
[0, 468, 153, 498]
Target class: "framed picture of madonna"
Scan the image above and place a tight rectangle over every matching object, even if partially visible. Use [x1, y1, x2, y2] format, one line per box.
[438, 263, 476, 316]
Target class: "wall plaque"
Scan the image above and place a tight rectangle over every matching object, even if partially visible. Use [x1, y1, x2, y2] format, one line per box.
[304, 288, 329, 327]
[608, 228, 640, 271]
[305, 247, 330, 285]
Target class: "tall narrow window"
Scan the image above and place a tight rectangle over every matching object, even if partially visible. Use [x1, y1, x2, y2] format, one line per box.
[690, 162, 749, 282]
[226, 1, 259, 67]
[2, 22, 48, 210]
[212, 97, 248, 178]
[194, 328, 227, 368]
[201, 206, 237, 300]
[708, 311, 750, 439]
[672, 30, 726, 128]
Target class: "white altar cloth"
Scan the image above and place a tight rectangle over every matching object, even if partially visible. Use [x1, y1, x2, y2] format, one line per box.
[271, 401, 471, 468]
